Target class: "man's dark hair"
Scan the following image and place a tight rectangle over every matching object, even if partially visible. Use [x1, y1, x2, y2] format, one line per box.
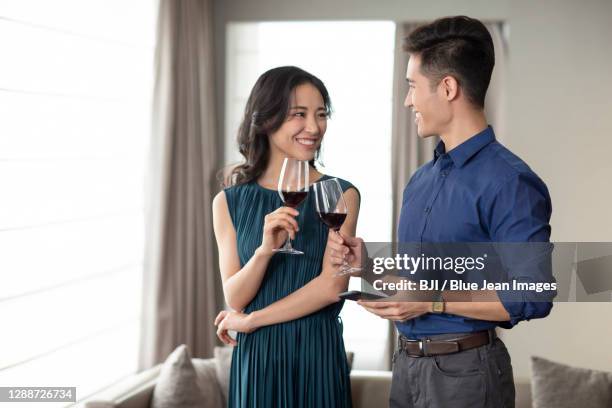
[403, 16, 494, 108]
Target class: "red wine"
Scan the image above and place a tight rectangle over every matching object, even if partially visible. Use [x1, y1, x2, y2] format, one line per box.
[282, 191, 307, 208]
[318, 212, 347, 230]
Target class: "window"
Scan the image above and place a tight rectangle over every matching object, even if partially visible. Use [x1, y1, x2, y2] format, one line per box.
[225, 21, 395, 369]
[0, 0, 156, 404]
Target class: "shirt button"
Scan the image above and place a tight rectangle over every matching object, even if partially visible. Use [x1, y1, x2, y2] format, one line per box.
[424, 207, 430, 213]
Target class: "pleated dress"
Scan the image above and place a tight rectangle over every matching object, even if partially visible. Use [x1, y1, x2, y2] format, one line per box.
[224, 174, 357, 408]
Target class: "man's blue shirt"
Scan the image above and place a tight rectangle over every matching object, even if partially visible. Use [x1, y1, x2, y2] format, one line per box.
[396, 126, 554, 339]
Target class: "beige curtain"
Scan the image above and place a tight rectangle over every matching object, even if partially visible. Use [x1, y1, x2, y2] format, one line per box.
[387, 21, 507, 368]
[138, 0, 223, 371]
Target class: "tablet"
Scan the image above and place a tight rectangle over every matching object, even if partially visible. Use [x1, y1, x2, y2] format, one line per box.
[338, 290, 388, 301]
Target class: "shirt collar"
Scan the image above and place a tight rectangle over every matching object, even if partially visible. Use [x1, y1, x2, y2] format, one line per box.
[434, 125, 496, 168]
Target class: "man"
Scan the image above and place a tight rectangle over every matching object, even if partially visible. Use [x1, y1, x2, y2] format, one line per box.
[330, 16, 554, 408]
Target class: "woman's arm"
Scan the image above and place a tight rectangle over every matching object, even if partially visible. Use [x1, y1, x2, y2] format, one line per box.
[217, 188, 360, 334]
[212, 191, 299, 311]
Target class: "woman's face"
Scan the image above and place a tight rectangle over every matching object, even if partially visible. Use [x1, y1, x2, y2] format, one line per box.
[268, 83, 328, 162]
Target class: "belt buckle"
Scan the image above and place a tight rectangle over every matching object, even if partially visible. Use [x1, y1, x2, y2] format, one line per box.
[420, 339, 431, 357]
[402, 337, 431, 358]
[409, 339, 429, 357]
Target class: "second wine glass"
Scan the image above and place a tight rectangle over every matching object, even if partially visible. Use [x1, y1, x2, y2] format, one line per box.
[313, 177, 362, 276]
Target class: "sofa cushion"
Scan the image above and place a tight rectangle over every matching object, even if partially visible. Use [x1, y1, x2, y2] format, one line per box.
[151, 344, 222, 408]
[192, 358, 224, 407]
[531, 356, 612, 408]
[213, 346, 233, 404]
[350, 370, 392, 408]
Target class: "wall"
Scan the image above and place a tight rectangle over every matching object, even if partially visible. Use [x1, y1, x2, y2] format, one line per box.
[213, 0, 612, 379]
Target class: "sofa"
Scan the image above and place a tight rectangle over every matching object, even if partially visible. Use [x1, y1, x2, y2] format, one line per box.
[80, 363, 393, 408]
[79, 354, 533, 408]
[80, 338, 612, 408]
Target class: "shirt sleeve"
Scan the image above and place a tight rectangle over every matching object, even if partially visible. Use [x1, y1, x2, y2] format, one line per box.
[487, 172, 556, 328]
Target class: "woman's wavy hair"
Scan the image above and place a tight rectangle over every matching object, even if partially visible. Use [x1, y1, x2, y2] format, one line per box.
[222, 66, 332, 187]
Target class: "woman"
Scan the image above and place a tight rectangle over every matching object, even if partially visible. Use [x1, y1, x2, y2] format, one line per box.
[212, 66, 360, 407]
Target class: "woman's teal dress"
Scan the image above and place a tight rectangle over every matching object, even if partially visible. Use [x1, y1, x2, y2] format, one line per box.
[224, 174, 358, 408]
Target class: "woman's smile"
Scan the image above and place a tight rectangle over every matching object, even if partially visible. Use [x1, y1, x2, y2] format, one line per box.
[295, 136, 319, 149]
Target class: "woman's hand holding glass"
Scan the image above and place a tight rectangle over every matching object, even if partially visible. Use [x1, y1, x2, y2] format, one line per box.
[274, 158, 309, 254]
[259, 207, 300, 256]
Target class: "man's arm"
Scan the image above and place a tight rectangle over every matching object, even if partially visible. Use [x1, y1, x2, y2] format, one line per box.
[441, 290, 510, 321]
[486, 173, 555, 326]
[334, 172, 554, 325]
[357, 289, 511, 323]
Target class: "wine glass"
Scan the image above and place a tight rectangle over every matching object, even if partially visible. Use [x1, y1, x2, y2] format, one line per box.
[274, 158, 309, 255]
[313, 178, 362, 276]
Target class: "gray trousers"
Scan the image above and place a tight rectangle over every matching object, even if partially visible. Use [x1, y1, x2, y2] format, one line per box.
[389, 334, 515, 408]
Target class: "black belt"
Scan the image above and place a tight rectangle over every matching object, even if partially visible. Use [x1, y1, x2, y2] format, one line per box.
[398, 329, 496, 357]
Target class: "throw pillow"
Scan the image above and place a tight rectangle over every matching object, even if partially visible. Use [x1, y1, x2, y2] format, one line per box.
[151, 344, 206, 408]
[531, 356, 612, 408]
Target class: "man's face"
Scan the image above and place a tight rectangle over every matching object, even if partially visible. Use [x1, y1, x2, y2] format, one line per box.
[404, 54, 449, 138]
